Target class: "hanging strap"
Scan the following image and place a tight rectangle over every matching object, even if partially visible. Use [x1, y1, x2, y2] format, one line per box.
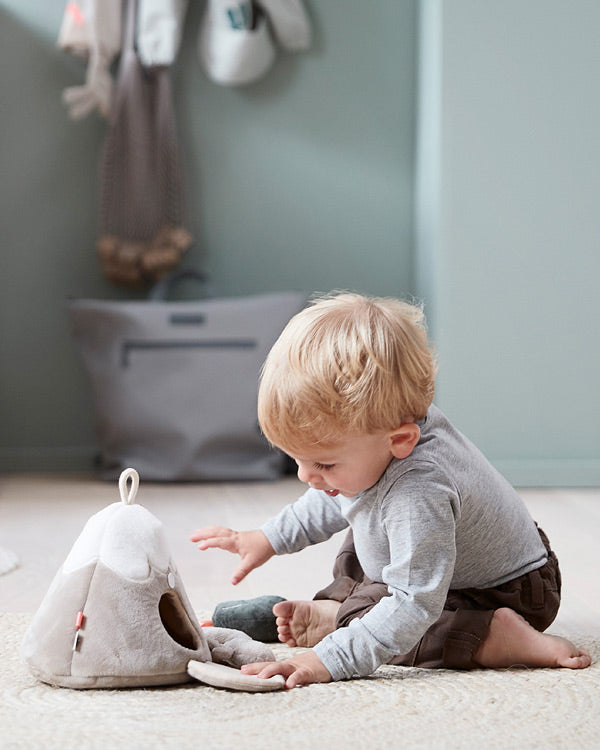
[119, 468, 140, 505]
[148, 269, 212, 301]
[123, 0, 137, 54]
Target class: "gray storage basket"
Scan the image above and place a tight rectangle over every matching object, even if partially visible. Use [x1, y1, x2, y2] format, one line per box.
[68, 272, 306, 480]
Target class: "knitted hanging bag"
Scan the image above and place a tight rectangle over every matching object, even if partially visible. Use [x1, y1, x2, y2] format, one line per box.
[97, 0, 192, 287]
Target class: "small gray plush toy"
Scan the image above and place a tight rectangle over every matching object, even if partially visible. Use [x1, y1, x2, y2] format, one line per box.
[20, 469, 283, 692]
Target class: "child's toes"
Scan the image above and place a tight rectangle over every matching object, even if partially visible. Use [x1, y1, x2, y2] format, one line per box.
[273, 600, 294, 619]
[565, 651, 592, 669]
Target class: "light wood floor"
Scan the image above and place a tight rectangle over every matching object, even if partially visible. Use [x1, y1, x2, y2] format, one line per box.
[1, 474, 598, 640]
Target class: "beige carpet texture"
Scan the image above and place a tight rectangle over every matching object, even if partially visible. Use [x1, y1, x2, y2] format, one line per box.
[2, 613, 599, 749]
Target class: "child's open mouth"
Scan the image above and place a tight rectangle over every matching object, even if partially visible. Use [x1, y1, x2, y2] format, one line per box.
[325, 489, 339, 497]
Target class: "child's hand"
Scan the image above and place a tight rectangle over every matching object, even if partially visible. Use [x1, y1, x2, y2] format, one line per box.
[190, 527, 275, 585]
[240, 650, 332, 689]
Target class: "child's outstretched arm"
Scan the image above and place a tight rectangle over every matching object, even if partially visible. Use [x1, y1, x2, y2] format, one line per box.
[190, 527, 275, 585]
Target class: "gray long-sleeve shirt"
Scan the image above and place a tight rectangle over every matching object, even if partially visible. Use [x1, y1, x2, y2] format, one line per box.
[261, 405, 548, 680]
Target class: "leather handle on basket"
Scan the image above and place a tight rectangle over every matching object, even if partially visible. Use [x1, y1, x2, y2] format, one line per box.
[148, 269, 213, 301]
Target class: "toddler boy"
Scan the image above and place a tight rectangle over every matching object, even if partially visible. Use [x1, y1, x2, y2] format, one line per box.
[192, 293, 590, 688]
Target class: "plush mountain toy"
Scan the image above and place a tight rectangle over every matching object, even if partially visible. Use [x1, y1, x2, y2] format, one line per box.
[20, 469, 284, 692]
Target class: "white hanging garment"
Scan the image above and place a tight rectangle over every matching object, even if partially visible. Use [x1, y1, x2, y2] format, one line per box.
[136, 0, 189, 67]
[58, 0, 123, 119]
[259, 0, 312, 51]
[199, 0, 312, 87]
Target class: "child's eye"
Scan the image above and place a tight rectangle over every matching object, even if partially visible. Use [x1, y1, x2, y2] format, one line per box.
[313, 462, 334, 471]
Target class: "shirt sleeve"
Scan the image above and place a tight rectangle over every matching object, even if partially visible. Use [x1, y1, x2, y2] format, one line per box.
[314, 468, 460, 679]
[261, 487, 349, 555]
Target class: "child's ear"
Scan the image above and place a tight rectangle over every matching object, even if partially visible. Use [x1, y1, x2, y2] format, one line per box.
[389, 423, 421, 459]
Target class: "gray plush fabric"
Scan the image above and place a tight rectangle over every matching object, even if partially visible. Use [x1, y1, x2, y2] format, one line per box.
[213, 595, 285, 642]
[203, 627, 275, 667]
[21, 562, 211, 688]
[20, 483, 274, 690]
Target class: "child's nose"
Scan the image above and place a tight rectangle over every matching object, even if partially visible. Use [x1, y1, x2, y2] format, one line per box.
[297, 464, 318, 484]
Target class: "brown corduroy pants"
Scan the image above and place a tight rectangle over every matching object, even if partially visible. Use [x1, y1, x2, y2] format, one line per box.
[313, 526, 561, 668]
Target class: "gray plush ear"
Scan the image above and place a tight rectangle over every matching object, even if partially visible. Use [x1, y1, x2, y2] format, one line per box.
[203, 626, 276, 667]
[187, 660, 285, 692]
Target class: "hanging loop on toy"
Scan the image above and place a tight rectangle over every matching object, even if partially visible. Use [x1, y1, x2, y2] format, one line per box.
[119, 468, 140, 505]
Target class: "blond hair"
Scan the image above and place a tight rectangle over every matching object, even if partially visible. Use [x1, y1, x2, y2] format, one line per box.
[258, 292, 436, 452]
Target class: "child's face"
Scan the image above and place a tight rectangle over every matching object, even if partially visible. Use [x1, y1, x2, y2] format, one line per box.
[290, 432, 395, 498]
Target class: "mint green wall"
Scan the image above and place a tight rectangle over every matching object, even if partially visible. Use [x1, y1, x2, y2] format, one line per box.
[174, 0, 416, 297]
[0, 1, 417, 471]
[417, 0, 600, 486]
[3, 1, 599, 486]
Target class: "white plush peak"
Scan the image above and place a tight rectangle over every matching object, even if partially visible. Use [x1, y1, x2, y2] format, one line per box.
[62, 502, 174, 580]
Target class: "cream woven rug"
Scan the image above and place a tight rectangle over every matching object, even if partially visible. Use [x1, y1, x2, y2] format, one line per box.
[2, 613, 599, 750]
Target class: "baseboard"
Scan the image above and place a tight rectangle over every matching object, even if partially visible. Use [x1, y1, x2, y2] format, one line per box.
[492, 459, 600, 488]
[1, 448, 599, 487]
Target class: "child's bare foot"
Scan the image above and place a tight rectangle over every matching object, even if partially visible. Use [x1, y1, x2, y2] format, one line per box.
[474, 608, 591, 669]
[273, 599, 341, 648]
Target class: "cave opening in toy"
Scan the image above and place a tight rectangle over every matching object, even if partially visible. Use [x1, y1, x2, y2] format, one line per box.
[158, 591, 200, 649]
